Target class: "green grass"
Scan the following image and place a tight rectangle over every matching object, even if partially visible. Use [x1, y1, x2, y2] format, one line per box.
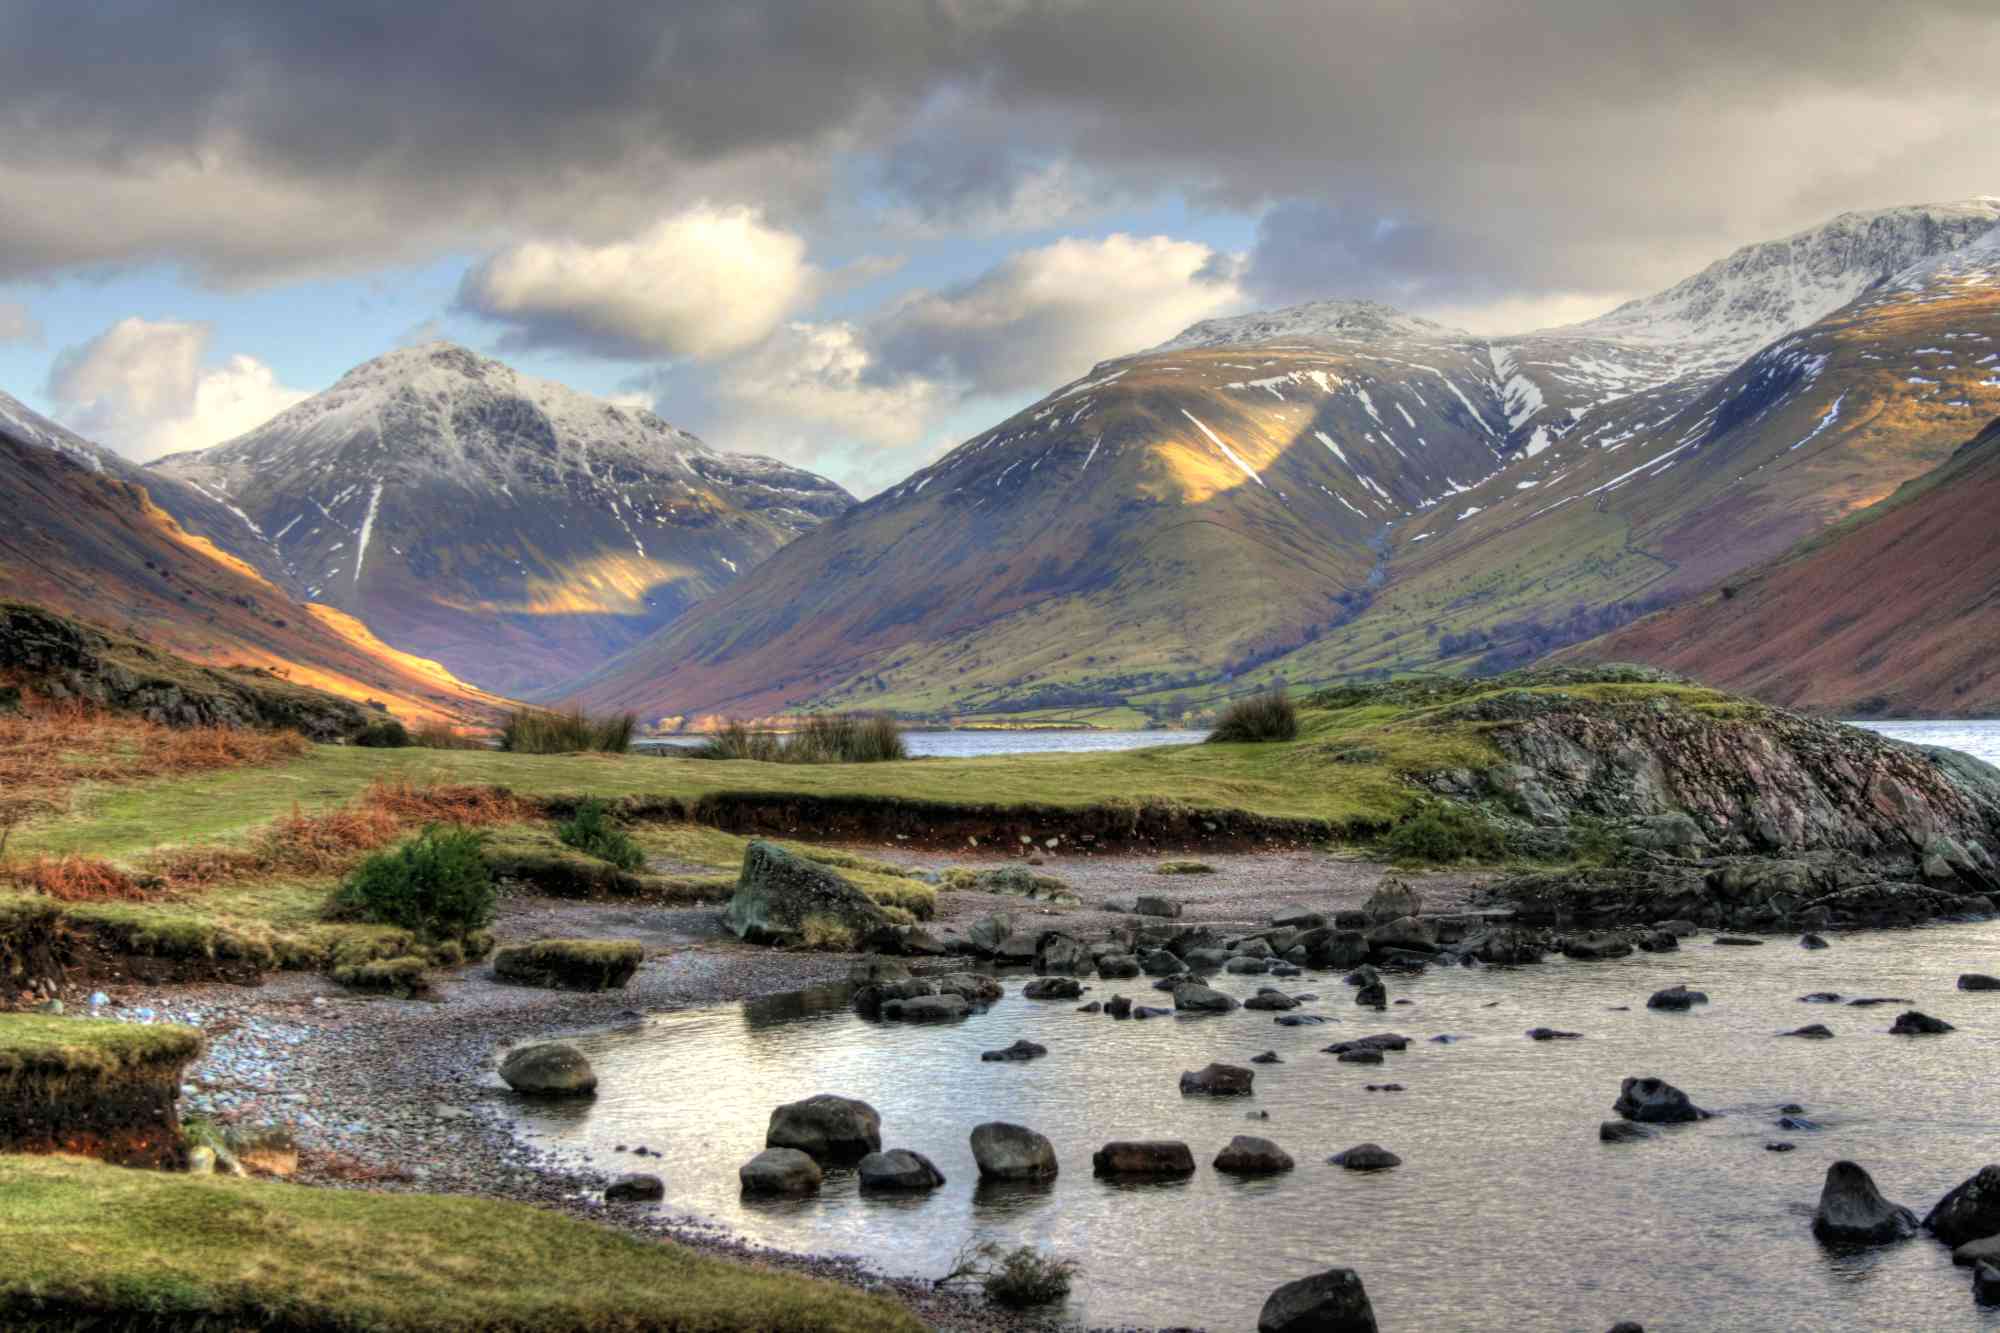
[501, 705, 636, 754]
[0, 1016, 203, 1090]
[0, 1156, 926, 1332]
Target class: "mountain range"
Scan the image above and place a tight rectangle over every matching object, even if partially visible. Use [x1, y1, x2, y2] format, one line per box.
[148, 343, 852, 696]
[565, 198, 2000, 724]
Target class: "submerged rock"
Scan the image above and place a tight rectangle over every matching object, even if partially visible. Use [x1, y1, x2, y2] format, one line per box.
[1812, 1160, 1918, 1243]
[1613, 1076, 1710, 1124]
[1245, 989, 1301, 1011]
[970, 1121, 1057, 1180]
[1780, 1024, 1835, 1039]
[1181, 1063, 1255, 1096]
[1975, 1262, 2000, 1307]
[1527, 1027, 1583, 1041]
[1329, 1143, 1401, 1171]
[1258, 1268, 1378, 1333]
[1250, 1050, 1283, 1065]
[857, 1148, 945, 1192]
[1091, 1140, 1196, 1177]
[739, 1147, 822, 1197]
[1800, 933, 1830, 950]
[980, 1039, 1048, 1063]
[1925, 1165, 2000, 1245]
[1215, 1135, 1295, 1174]
[1599, 1120, 1653, 1143]
[880, 993, 970, 1023]
[1646, 985, 1709, 1011]
[1959, 974, 2000, 991]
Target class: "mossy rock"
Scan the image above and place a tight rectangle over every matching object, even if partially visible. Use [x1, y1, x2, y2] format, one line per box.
[331, 955, 431, 997]
[1155, 860, 1216, 875]
[492, 939, 643, 991]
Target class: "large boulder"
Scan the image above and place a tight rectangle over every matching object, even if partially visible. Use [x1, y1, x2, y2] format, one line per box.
[1925, 1165, 2000, 1245]
[1215, 1135, 1295, 1174]
[1035, 933, 1091, 975]
[1091, 1141, 1196, 1177]
[1258, 1268, 1378, 1333]
[1613, 1076, 1710, 1123]
[970, 1121, 1057, 1180]
[765, 1094, 882, 1163]
[725, 842, 891, 947]
[498, 1043, 597, 1096]
[1363, 878, 1421, 923]
[857, 1149, 945, 1192]
[739, 1147, 822, 1197]
[1180, 1063, 1254, 1096]
[1812, 1160, 1918, 1243]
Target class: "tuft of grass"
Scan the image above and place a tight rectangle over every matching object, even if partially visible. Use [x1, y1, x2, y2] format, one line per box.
[331, 954, 432, 997]
[410, 719, 491, 750]
[500, 706, 635, 755]
[797, 914, 859, 952]
[1382, 799, 1508, 864]
[330, 826, 496, 941]
[1207, 688, 1298, 743]
[941, 1241, 1078, 1309]
[0, 1155, 927, 1332]
[695, 713, 907, 764]
[556, 798, 646, 871]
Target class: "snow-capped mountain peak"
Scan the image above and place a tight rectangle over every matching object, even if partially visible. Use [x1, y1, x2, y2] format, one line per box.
[1150, 299, 1466, 353]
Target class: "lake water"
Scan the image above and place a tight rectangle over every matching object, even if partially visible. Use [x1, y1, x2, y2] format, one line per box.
[510, 924, 2000, 1331]
[1854, 719, 2000, 767]
[640, 729, 1209, 758]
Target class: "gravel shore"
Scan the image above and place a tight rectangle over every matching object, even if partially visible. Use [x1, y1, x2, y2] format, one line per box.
[77, 844, 1488, 1333]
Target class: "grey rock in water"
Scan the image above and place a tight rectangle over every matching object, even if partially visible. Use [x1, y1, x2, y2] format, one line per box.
[1140, 949, 1186, 976]
[880, 993, 970, 1023]
[1250, 1050, 1284, 1065]
[1799, 991, 1843, 1003]
[725, 842, 890, 947]
[1258, 1268, 1378, 1333]
[739, 1147, 822, 1197]
[1781, 1024, 1835, 1039]
[1646, 985, 1709, 1011]
[1355, 980, 1387, 1008]
[1714, 935, 1765, 947]
[1329, 1143, 1402, 1171]
[605, 1173, 664, 1202]
[1925, 1165, 2000, 1245]
[1800, 933, 1830, 949]
[1337, 1048, 1384, 1065]
[1527, 1027, 1583, 1041]
[1104, 994, 1133, 1019]
[1022, 976, 1083, 1001]
[1599, 1120, 1653, 1143]
[1245, 989, 1301, 1011]
[1215, 1135, 1295, 1174]
[1975, 1262, 2000, 1307]
[1563, 932, 1633, 961]
[765, 1093, 881, 1163]
[1812, 1160, 1918, 1243]
[1035, 933, 1091, 976]
[857, 1148, 945, 1192]
[499, 1043, 597, 1096]
[1226, 956, 1274, 975]
[1091, 1140, 1195, 1177]
[1953, 1233, 2000, 1268]
[1096, 953, 1141, 979]
[1173, 980, 1240, 1013]
[1889, 1009, 1954, 1035]
[980, 1039, 1047, 1063]
[970, 1121, 1057, 1180]
[1959, 973, 2000, 991]
[1363, 878, 1421, 923]
[1181, 1062, 1255, 1096]
[1613, 1076, 1710, 1123]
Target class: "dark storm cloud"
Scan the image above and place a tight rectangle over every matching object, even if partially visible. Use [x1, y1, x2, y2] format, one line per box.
[0, 0, 1994, 304]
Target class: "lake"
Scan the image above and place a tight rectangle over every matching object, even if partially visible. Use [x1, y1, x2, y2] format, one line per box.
[1855, 719, 2000, 767]
[510, 924, 2000, 1330]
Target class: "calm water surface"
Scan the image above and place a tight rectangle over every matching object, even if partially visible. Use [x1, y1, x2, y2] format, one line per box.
[1855, 719, 2000, 767]
[511, 924, 2000, 1331]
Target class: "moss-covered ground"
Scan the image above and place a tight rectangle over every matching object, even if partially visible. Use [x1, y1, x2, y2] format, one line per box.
[0, 1155, 926, 1332]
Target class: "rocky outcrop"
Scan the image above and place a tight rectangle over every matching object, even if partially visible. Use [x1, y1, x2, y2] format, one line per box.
[1812, 1160, 1918, 1243]
[725, 842, 893, 947]
[1258, 1268, 1378, 1333]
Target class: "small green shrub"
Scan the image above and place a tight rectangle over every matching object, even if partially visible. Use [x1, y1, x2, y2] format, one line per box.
[353, 719, 411, 748]
[1207, 688, 1298, 743]
[500, 706, 635, 754]
[331, 827, 496, 940]
[942, 1242, 1078, 1308]
[694, 713, 907, 764]
[556, 798, 645, 871]
[1382, 800, 1508, 863]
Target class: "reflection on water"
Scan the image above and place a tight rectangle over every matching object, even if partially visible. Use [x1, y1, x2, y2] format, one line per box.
[511, 924, 2000, 1330]
[1854, 719, 2000, 767]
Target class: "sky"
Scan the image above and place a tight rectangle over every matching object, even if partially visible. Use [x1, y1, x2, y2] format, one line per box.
[1, 1, 1997, 497]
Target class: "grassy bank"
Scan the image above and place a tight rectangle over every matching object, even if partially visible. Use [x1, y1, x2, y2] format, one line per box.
[0, 1156, 926, 1332]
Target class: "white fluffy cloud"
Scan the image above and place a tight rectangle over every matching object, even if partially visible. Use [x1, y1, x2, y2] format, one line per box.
[459, 206, 816, 360]
[47, 317, 309, 461]
[716, 321, 944, 450]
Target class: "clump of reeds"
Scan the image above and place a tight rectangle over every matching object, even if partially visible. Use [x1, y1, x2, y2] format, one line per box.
[693, 713, 906, 764]
[498, 706, 635, 754]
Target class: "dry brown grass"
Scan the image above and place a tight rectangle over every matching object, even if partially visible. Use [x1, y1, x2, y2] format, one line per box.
[7, 854, 157, 902]
[361, 777, 537, 826]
